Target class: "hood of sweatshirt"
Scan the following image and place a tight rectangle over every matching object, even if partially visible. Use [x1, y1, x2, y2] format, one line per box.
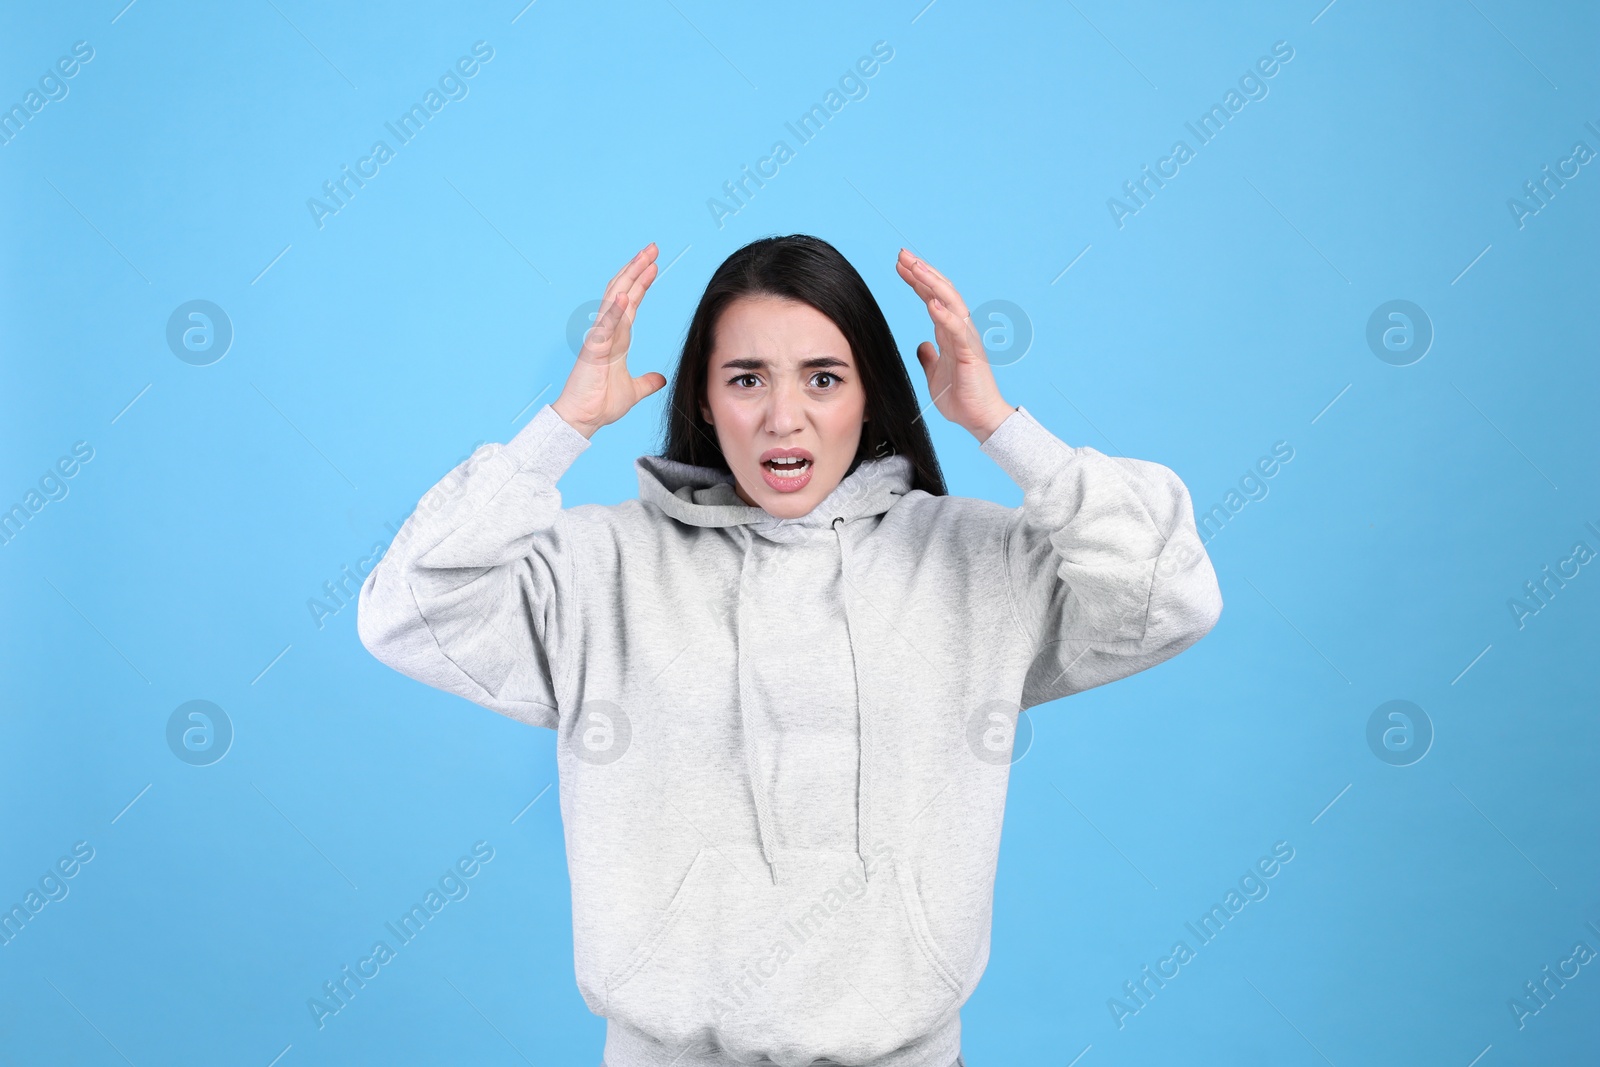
[633, 450, 915, 886]
[635, 452, 914, 535]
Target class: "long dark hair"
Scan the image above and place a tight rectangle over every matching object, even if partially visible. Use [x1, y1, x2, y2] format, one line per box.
[656, 234, 948, 497]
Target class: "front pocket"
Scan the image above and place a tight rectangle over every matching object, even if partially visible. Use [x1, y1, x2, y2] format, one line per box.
[603, 848, 716, 995]
[893, 858, 963, 994]
[601, 847, 963, 1064]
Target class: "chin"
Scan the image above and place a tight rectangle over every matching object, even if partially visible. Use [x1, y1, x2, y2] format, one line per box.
[742, 464, 835, 516]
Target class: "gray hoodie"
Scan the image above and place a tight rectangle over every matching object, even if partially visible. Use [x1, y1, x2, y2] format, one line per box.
[357, 401, 1222, 1067]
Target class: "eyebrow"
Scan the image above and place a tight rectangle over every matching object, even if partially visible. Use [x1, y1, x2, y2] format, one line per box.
[718, 356, 851, 371]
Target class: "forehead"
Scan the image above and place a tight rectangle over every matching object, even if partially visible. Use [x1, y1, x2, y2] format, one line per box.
[711, 295, 854, 367]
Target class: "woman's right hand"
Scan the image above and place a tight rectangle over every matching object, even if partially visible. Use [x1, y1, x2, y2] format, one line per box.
[551, 242, 667, 439]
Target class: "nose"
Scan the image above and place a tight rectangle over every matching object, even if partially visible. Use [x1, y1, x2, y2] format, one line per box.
[763, 380, 806, 437]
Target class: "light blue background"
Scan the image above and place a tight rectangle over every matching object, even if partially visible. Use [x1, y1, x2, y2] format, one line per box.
[3, 1, 1597, 1064]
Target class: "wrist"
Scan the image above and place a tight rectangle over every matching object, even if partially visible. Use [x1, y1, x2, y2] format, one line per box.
[551, 398, 600, 439]
[968, 402, 1017, 444]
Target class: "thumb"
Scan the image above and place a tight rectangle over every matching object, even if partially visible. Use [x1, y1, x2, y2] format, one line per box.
[633, 371, 668, 400]
[914, 341, 937, 381]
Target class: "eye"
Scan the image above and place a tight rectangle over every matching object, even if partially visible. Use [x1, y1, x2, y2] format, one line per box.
[728, 373, 761, 388]
[812, 372, 841, 388]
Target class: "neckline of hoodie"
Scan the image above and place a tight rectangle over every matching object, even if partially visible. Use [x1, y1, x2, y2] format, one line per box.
[635, 452, 914, 530]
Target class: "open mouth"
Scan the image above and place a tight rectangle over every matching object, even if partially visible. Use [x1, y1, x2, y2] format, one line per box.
[759, 451, 814, 493]
[762, 456, 812, 478]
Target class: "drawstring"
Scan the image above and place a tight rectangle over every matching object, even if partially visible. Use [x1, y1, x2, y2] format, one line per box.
[734, 540, 783, 885]
[734, 517, 875, 886]
[832, 515, 873, 883]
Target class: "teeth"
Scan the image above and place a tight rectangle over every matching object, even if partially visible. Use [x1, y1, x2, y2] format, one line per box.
[765, 457, 810, 478]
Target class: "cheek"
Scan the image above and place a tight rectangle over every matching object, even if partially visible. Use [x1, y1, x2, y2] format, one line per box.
[710, 394, 758, 434]
[706, 394, 761, 459]
[824, 395, 867, 443]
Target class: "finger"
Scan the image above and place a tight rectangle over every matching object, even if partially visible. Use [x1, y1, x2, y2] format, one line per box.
[603, 242, 659, 302]
[609, 250, 660, 338]
[607, 241, 657, 290]
[928, 299, 961, 357]
[618, 259, 659, 328]
[894, 257, 969, 324]
[929, 297, 984, 363]
[582, 291, 628, 355]
[631, 370, 667, 402]
[895, 261, 945, 319]
[893, 256, 935, 299]
[895, 248, 948, 290]
[901, 248, 956, 292]
[909, 259, 969, 319]
[912, 255, 951, 286]
[896, 249, 969, 317]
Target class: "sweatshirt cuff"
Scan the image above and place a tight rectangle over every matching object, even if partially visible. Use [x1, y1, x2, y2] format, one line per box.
[501, 402, 592, 480]
[979, 405, 1082, 495]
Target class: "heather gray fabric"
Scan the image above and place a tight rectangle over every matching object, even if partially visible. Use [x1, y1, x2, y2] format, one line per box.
[358, 402, 1222, 1067]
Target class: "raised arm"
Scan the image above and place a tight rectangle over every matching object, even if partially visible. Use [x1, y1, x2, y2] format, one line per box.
[357, 241, 667, 727]
[980, 406, 1222, 709]
[357, 404, 593, 727]
[891, 247, 1221, 710]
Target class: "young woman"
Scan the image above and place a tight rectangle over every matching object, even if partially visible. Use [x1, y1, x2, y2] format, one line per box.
[358, 235, 1222, 1067]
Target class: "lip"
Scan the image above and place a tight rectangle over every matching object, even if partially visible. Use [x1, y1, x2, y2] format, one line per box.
[758, 447, 815, 494]
[759, 447, 814, 462]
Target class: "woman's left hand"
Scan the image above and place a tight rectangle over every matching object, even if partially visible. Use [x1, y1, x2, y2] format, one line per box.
[895, 248, 1016, 443]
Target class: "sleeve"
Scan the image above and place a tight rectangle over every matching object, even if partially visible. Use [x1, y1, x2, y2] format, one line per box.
[356, 402, 592, 729]
[979, 405, 1223, 710]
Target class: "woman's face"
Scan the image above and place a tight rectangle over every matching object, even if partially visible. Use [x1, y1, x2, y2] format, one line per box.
[700, 294, 868, 518]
